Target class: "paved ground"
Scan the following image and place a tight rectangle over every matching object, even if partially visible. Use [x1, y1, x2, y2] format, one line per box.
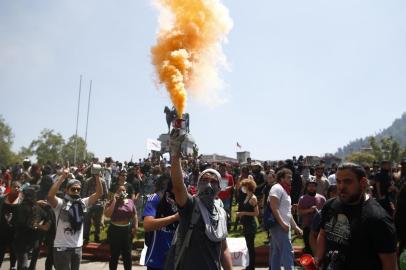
[1, 257, 272, 270]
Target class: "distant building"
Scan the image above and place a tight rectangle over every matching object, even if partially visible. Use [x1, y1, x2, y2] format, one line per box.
[200, 154, 238, 163]
[237, 151, 251, 163]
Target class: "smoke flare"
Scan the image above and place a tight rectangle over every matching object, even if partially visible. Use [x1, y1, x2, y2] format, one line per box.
[151, 0, 232, 117]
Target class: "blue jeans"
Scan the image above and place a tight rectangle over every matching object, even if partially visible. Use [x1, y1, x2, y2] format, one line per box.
[269, 224, 294, 270]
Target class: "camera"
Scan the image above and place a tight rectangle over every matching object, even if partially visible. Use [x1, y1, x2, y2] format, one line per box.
[91, 164, 103, 175]
[118, 190, 128, 200]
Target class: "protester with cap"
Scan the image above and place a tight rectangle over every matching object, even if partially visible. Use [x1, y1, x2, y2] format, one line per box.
[165, 129, 232, 270]
[298, 179, 326, 254]
[48, 169, 102, 270]
[143, 174, 179, 270]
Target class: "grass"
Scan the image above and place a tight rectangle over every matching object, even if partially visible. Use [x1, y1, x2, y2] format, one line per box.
[90, 204, 304, 249]
[227, 204, 304, 248]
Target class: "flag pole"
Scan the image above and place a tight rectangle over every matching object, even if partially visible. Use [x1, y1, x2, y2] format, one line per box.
[84, 80, 92, 161]
[74, 75, 82, 165]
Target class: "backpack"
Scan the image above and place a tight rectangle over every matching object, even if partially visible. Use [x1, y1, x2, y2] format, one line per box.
[164, 199, 201, 270]
[262, 201, 277, 230]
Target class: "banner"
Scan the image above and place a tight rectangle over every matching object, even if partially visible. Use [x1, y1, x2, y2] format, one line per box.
[146, 139, 161, 152]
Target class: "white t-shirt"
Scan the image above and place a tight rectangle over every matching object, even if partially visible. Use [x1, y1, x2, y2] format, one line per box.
[328, 173, 336, 185]
[53, 197, 90, 248]
[268, 183, 292, 227]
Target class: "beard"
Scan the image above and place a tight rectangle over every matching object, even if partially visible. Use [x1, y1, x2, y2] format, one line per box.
[339, 189, 363, 204]
[307, 191, 316, 197]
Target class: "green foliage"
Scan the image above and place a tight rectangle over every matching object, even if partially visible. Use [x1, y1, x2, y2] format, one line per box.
[338, 112, 406, 158]
[0, 116, 95, 166]
[62, 135, 94, 164]
[22, 129, 94, 165]
[0, 115, 21, 166]
[346, 152, 376, 165]
[346, 136, 406, 164]
[27, 129, 65, 164]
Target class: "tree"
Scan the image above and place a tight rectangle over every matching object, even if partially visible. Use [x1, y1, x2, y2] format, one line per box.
[346, 136, 406, 165]
[62, 135, 94, 164]
[27, 129, 65, 164]
[0, 115, 20, 165]
[346, 152, 376, 165]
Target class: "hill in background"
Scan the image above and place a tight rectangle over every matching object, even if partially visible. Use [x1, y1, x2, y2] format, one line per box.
[336, 112, 406, 158]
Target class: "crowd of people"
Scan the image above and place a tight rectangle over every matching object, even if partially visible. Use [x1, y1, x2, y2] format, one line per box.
[0, 135, 406, 270]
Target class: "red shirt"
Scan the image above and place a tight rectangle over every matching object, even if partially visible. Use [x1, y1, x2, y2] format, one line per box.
[218, 173, 234, 200]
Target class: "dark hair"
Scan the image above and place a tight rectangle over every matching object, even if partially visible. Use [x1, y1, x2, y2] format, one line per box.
[276, 168, 292, 182]
[327, 185, 337, 199]
[155, 174, 171, 193]
[30, 163, 41, 174]
[337, 162, 366, 180]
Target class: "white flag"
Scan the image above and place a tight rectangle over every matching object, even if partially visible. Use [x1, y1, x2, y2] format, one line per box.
[146, 139, 161, 151]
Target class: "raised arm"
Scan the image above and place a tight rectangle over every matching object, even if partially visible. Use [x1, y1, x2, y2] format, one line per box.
[88, 174, 102, 206]
[104, 197, 117, 218]
[48, 170, 68, 208]
[170, 129, 188, 207]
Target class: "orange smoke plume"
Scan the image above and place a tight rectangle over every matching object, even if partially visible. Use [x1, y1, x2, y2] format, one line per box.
[151, 0, 232, 118]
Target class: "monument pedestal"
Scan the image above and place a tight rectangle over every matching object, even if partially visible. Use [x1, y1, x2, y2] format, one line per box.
[158, 133, 196, 156]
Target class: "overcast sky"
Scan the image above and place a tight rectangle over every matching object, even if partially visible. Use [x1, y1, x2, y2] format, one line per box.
[1, 0, 406, 162]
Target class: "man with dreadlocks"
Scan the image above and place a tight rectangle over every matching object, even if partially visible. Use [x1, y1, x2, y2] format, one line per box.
[48, 169, 102, 270]
[164, 129, 232, 270]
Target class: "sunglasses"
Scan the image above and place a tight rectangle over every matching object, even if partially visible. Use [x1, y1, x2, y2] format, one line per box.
[70, 187, 81, 192]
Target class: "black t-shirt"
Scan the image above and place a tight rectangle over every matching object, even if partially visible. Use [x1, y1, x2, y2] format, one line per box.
[261, 184, 272, 210]
[375, 171, 392, 197]
[38, 175, 53, 200]
[320, 197, 396, 270]
[290, 172, 303, 204]
[176, 195, 222, 270]
[0, 200, 17, 234]
[253, 171, 266, 196]
[13, 202, 50, 250]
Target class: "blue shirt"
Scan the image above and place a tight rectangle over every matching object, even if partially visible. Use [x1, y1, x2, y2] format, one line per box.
[142, 193, 177, 269]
